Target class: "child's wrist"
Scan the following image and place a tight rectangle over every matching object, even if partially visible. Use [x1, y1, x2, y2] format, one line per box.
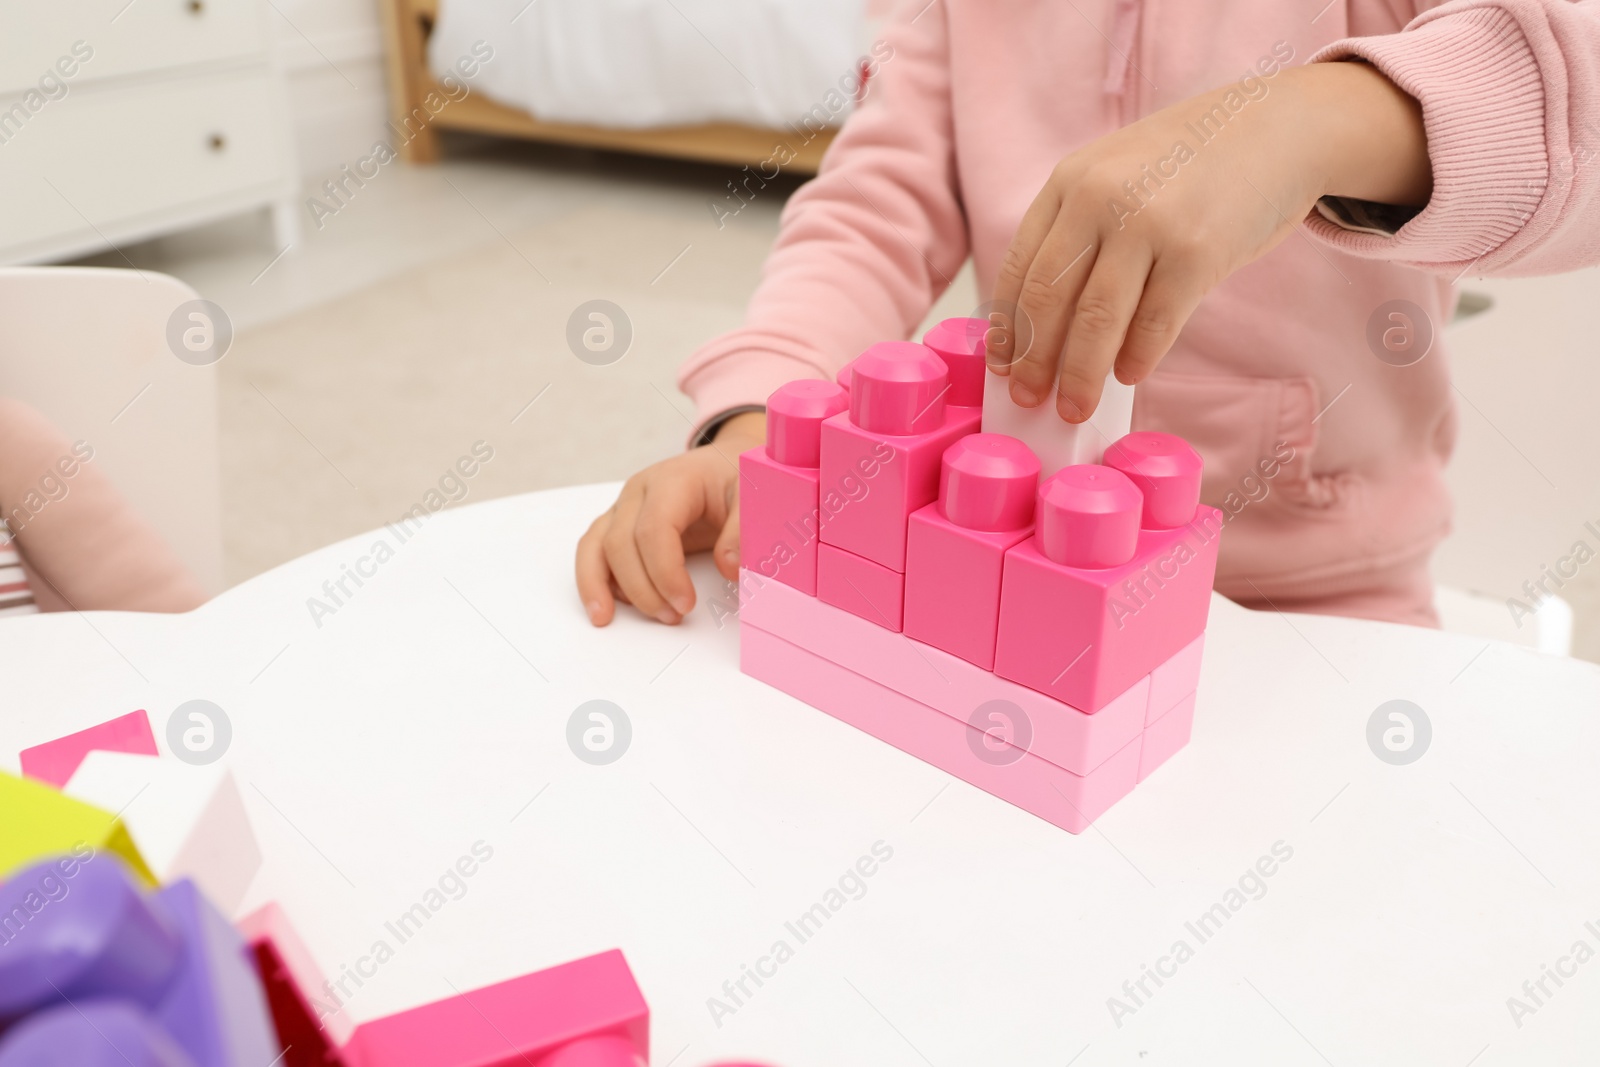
[1290, 61, 1432, 208]
[708, 410, 767, 450]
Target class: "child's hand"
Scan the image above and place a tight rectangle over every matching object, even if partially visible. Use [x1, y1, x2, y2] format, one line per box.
[576, 411, 766, 626]
[987, 61, 1431, 423]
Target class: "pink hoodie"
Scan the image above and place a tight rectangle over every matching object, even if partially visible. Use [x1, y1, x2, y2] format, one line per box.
[677, 0, 1600, 627]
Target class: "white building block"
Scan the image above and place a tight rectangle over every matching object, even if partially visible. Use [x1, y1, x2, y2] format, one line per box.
[64, 751, 261, 916]
[980, 369, 1135, 477]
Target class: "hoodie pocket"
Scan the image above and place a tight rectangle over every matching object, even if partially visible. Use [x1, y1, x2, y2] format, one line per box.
[1132, 371, 1356, 514]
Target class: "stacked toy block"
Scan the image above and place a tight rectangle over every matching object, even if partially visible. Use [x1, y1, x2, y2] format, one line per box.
[738, 319, 1221, 833]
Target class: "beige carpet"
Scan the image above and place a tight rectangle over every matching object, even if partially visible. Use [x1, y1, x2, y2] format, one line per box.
[221, 198, 979, 585]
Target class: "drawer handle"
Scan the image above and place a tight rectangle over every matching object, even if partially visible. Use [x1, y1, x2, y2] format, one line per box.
[188, 0, 204, 13]
[208, 133, 226, 152]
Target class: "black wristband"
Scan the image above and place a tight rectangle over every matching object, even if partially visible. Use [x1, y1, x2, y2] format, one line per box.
[691, 405, 767, 449]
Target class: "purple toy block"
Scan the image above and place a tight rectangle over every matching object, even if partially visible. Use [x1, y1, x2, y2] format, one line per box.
[903, 435, 1039, 670]
[817, 543, 905, 632]
[738, 381, 849, 595]
[995, 505, 1223, 713]
[0, 1001, 198, 1067]
[818, 343, 981, 571]
[921, 317, 988, 408]
[149, 880, 280, 1067]
[1104, 432, 1204, 530]
[0, 853, 182, 1017]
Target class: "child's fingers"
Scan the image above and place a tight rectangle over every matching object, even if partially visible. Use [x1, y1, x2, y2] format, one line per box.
[1114, 253, 1207, 385]
[713, 491, 741, 581]
[989, 189, 1063, 376]
[1009, 221, 1099, 410]
[1056, 242, 1153, 422]
[575, 510, 618, 626]
[635, 481, 701, 617]
[601, 486, 681, 625]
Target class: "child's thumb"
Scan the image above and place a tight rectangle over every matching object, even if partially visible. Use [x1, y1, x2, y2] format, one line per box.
[714, 494, 741, 581]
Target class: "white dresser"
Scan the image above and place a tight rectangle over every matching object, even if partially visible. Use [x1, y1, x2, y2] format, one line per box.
[0, 0, 298, 265]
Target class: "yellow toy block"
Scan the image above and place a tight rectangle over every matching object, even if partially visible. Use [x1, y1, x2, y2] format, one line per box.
[0, 769, 155, 885]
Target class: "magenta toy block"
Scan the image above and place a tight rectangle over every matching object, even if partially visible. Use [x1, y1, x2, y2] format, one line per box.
[344, 949, 647, 1067]
[0, 1001, 199, 1067]
[740, 450, 822, 595]
[995, 506, 1223, 712]
[237, 903, 355, 1065]
[1147, 633, 1204, 725]
[20, 709, 158, 788]
[1139, 694, 1196, 783]
[817, 543, 905, 632]
[741, 623, 1143, 833]
[835, 358, 855, 393]
[921, 317, 988, 407]
[742, 570, 1148, 777]
[738, 381, 848, 596]
[818, 344, 981, 571]
[903, 435, 1040, 669]
[1104, 432, 1204, 530]
[0, 853, 183, 1017]
[1037, 465, 1142, 570]
[148, 880, 280, 1067]
[767, 379, 848, 468]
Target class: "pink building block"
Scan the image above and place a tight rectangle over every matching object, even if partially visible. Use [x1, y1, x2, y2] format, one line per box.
[1147, 633, 1204, 725]
[738, 380, 849, 595]
[903, 435, 1039, 670]
[741, 623, 1143, 833]
[1103, 432, 1204, 530]
[237, 902, 357, 1061]
[1036, 465, 1142, 570]
[742, 569, 1150, 777]
[20, 709, 158, 788]
[920, 317, 988, 408]
[818, 343, 981, 572]
[817, 543, 905, 632]
[1138, 694, 1195, 783]
[343, 949, 648, 1067]
[995, 502, 1223, 713]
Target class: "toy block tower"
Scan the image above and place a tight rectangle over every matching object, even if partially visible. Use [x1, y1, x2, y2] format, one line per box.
[739, 330, 1220, 833]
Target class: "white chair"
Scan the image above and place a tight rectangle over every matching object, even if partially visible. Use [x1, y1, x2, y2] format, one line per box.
[0, 267, 223, 594]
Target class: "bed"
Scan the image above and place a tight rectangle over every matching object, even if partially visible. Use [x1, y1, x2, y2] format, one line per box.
[379, 0, 875, 173]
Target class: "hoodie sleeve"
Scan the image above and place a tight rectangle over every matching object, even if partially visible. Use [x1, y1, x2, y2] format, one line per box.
[675, 0, 970, 442]
[1307, 0, 1600, 277]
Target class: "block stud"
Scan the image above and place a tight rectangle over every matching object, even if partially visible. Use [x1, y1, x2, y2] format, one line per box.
[1036, 465, 1142, 569]
[1103, 431, 1203, 529]
[848, 342, 949, 436]
[767, 379, 848, 468]
[835, 358, 855, 393]
[921, 317, 988, 407]
[939, 434, 1040, 531]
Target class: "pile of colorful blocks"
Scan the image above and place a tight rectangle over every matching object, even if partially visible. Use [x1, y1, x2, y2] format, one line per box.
[739, 318, 1222, 832]
[0, 714, 760, 1067]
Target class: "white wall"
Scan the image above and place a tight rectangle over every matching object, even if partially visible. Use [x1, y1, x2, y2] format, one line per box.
[268, 0, 390, 179]
[1438, 266, 1600, 659]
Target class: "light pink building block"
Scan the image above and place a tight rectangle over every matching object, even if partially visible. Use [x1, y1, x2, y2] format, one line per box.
[817, 543, 905, 632]
[1147, 633, 1204, 725]
[903, 435, 1039, 670]
[995, 505, 1223, 713]
[1138, 694, 1196, 783]
[738, 380, 848, 595]
[19, 709, 158, 788]
[742, 569, 1149, 777]
[818, 343, 981, 572]
[921, 317, 988, 408]
[343, 949, 648, 1067]
[741, 623, 1144, 834]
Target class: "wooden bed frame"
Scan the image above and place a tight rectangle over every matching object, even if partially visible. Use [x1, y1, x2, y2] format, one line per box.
[378, 0, 837, 173]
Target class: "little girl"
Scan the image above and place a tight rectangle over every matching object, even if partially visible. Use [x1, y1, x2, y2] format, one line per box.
[577, 0, 1599, 629]
[1, 399, 205, 615]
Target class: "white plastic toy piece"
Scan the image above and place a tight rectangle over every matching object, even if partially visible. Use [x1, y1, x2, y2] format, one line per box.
[980, 368, 1136, 477]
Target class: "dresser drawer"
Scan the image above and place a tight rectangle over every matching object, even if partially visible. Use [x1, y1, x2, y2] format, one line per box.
[0, 0, 267, 95]
[0, 67, 292, 256]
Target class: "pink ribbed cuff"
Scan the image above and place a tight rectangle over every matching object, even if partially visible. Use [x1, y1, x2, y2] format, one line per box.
[1308, 6, 1548, 270]
[677, 345, 826, 448]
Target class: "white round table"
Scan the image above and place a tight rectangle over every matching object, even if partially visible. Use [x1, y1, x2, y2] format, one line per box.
[4, 484, 1599, 1066]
